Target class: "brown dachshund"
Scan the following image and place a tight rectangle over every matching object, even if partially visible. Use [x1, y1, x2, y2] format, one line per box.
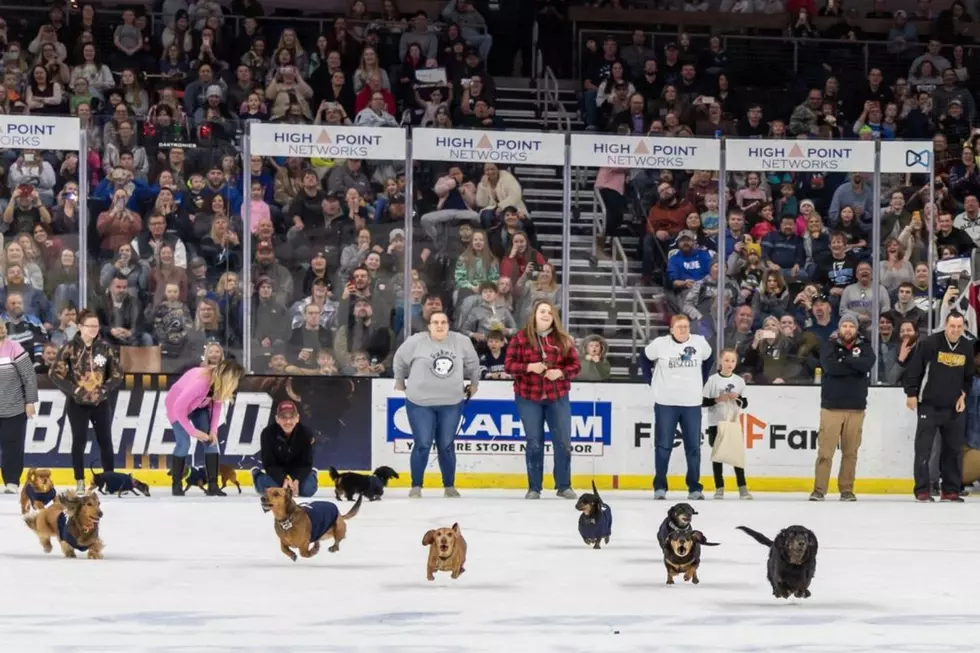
[24, 491, 104, 559]
[20, 468, 56, 514]
[260, 487, 361, 562]
[422, 523, 467, 581]
[661, 530, 718, 586]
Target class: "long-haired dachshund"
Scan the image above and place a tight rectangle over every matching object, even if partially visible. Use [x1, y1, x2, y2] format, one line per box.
[261, 487, 362, 562]
[661, 529, 720, 585]
[422, 523, 467, 581]
[575, 481, 613, 549]
[329, 466, 399, 501]
[20, 468, 56, 514]
[737, 525, 819, 599]
[24, 491, 104, 559]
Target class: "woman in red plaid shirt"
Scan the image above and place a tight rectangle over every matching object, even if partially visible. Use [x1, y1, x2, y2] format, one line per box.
[504, 300, 581, 500]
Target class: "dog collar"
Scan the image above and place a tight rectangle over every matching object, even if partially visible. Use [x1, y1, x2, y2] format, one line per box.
[276, 517, 294, 530]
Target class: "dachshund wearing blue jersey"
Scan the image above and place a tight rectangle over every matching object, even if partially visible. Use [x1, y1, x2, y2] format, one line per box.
[261, 486, 362, 562]
[89, 464, 150, 497]
[24, 490, 104, 559]
[170, 464, 241, 494]
[20, 468, 56, 514]
[575, 481, 612, 549]
[657, 502, 698, 549]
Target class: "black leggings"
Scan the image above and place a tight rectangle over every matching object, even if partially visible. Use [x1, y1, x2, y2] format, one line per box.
[0, 413, 27, 486]
[706, 425, 747, 490]
[66, 400, 114, 481]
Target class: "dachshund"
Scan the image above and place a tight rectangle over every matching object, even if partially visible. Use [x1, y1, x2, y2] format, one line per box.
[657, 502, 698, 548]
[24, 490, 104, 559]
[170, 464, 241, 494]
[89, 464, 150, 497]
[329, 466, 399, 501]
[575, 480, 612, 549]
[661, 529, 720, 586]
[20, 468, 56, 514]
[737, 525, 819, 599]
[422, 523, 467, 581]
[261, 487, 362, 562]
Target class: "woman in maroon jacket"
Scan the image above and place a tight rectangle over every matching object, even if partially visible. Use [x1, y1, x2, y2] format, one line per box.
[504, 300, 581, 500]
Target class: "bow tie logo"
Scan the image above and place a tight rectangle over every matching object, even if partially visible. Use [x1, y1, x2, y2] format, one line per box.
[905, 149, 931, 169]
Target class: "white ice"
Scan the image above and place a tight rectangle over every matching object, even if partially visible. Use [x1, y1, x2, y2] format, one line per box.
[1, 490, 978, 652]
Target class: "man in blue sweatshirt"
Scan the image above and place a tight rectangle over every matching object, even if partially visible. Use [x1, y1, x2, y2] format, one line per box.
[667, 230, 712, 294]
[763, 216, 808, 281]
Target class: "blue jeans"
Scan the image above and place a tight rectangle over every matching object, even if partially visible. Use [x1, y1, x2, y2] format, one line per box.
[515, 394, 572, 493]
[172, 407, 219, 458]
[582, 90, 598, 127]
[406, 400, 462, 488]
[252, 468, 319, 497]
[653, 404, 703, 493]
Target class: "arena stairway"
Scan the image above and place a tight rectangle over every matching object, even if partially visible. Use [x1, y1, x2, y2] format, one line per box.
[492, 81, 670, 378]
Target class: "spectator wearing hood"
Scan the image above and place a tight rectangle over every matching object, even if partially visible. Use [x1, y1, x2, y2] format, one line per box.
[461, 281, 517, 342]
[578, 335, 611, 382]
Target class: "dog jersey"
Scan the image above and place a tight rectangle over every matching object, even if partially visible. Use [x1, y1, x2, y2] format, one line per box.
[26, 485, 56, 505]
[56, 512, 90, 552]
[303, 502, 340, 541]
[579, 504, 613, 540]
[368, 475, 385, 497]
[657, 518, 690, 547]
[100, 473, 135, 494]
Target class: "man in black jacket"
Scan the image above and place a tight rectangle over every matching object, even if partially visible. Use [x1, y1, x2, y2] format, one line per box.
[905, 312, 975, 502]
[811, 314, 876, 502]
[251, 401, 318, 497]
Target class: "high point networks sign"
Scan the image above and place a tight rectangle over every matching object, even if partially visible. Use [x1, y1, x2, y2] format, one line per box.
[249, 124, 406, 160]
[0, 116, 80, 151]
[413, 128, 565, 166]
[571, 134, 720, 170]
[726, 139, 874, 172]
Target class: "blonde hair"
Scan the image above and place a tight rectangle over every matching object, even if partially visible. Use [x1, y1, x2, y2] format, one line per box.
[209, 359, 243, 401]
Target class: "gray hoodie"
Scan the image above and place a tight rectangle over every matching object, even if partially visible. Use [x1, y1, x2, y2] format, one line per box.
[461, 301, 516, 338]
[394, 331, 480, 406]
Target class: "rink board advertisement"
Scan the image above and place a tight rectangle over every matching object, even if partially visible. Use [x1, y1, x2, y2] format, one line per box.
[24, 376, 371, 473]
[372, 381, 919, 492]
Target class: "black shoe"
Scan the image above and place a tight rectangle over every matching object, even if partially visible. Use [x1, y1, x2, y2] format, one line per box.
[170, 456, 186, 497]
[205, 453, 226, 497]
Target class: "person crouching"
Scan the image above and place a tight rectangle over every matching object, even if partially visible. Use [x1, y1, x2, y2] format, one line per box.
[252, 400, 319, 497]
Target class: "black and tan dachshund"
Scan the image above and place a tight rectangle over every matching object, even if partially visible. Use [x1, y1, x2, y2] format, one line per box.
[657, 502, 698, 548]
[329, 466, 399, 501]
[737, 525, 819, 599]
[89, 464, 150, 497]
[575, 481, 613, 549]
[661, 529, 720, 585]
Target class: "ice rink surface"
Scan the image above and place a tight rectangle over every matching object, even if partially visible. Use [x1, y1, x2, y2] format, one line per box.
[1, 489, 979, 652]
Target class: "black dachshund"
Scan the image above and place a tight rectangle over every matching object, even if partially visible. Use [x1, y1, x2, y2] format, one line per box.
[89, 464, 150, 497]
[575, 481, 613, 549]
[329, 466, 399, 501]
[657, 502, 698, 548]
[737, 525, 819, 599]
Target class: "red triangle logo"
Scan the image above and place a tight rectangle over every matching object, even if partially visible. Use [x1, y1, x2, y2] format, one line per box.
[634, 140, 649, 155]
[789, 143, 804, 158]
[476, 134, 493, 149]
[317, 130, 332, 144]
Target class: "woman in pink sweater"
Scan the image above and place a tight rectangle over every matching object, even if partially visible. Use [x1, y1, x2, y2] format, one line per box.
[165, 359, 243, 496]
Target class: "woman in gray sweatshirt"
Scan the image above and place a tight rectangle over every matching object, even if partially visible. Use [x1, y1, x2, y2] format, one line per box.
[394, 310, 480, 499]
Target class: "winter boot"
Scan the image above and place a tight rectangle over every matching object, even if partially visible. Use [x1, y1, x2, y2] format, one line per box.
[205, 454, 226, 496]
[171, 456, 186, 496]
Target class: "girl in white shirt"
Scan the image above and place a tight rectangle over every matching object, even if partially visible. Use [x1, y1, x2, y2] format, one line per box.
[703, 349, 752, 499]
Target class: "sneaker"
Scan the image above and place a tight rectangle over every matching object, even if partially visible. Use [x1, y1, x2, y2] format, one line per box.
[3, 483, 17, 494]
[941, 492, 965, 503]
[408, 487, 422, 498]
[738, 486, 753, 500]
[840, 492, 857, 502]
[915, 492, 935, 503]
[808, 491, 825, 502]
[713, 488, 724, 499]
[653, 489, 667, 500]
[525, 490, 541, 500]
[687, 490, 705, 501]
[76, 480, 86, 494]
[444, 487, 461, 498]
[557, 488, 577, 500]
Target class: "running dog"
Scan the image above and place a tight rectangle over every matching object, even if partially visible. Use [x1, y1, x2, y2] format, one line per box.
[261, 487, 362, 561]
[89, 464, 150, 497]
[575, 481, 613, 549]
[20, 468, 56, 514]
[422, 523, 467, 581]
[661, 529, 719, 585]
[170, 464, 241, 494]
[657, 502, 698, 548]
[329, 466, 399, 501]
[737, 525, 819, 599]
[24, 490, 104, 559]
